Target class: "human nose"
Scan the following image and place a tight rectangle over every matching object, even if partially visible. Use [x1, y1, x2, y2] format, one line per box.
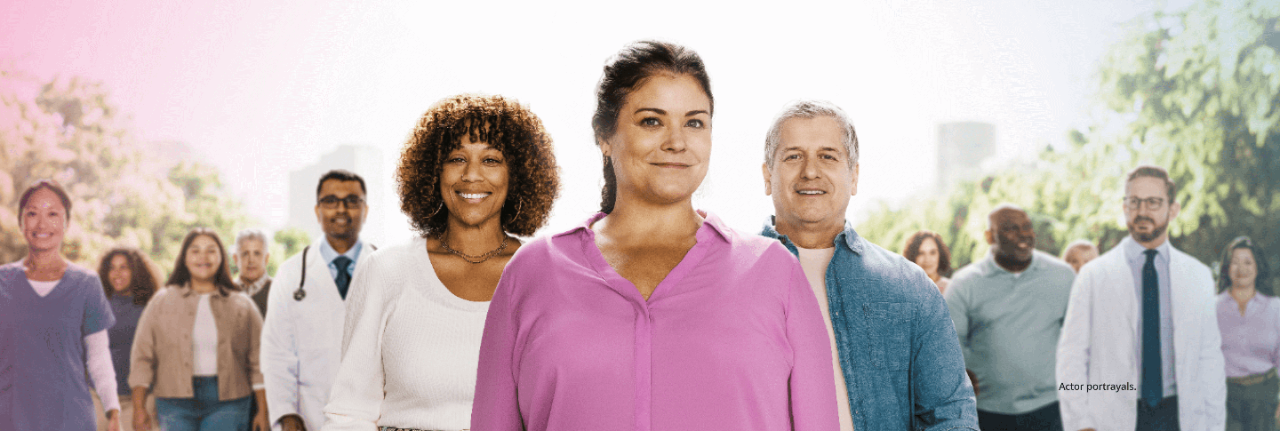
[662, 127, 688, 153]
[800, 157, 820, 179]
[462, 159, 484, 182]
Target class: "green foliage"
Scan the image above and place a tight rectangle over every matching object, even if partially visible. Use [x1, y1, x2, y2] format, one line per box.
[0, 72, 254, 271]
[858, 0, 1280, 293]
[268, 227, 310, 275]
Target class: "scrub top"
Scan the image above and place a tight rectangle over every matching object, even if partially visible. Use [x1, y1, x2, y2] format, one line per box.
[0, 261, 115, 431]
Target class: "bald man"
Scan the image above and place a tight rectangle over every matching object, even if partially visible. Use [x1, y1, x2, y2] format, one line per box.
[945, 204, 1076, 431]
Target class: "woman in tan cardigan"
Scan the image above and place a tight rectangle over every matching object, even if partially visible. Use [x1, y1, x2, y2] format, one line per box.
[128, 228, 268, 431]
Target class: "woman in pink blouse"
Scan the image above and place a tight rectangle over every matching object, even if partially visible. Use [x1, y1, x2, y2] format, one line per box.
[471, 40, 840, 431]
[1216, 236, 1279, 431]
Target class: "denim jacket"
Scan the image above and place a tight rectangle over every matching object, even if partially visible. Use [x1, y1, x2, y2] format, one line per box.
[762, 219, 979, 430]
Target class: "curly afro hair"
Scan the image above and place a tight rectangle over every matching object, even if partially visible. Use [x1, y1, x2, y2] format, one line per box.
[397, 94, 560, 237]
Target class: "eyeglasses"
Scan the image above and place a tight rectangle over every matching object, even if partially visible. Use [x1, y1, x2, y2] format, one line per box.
[1123, 196, 1166, 210]
[318, 195, 364, 209]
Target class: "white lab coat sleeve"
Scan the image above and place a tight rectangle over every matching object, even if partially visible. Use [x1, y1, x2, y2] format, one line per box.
[1197, 270, 1227, 431]
[322, 250, 391, 431]
[262, 256, 301, 427]
[1057, 265, 1096, 431]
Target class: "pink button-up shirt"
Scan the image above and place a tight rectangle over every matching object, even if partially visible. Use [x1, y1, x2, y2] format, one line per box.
[472, 212, 839, 431]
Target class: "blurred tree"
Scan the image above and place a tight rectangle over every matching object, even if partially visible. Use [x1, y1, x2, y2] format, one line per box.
[0, 71, 254, 269]
[858, 0, 1280, 293]
[268, 227, 311, 276]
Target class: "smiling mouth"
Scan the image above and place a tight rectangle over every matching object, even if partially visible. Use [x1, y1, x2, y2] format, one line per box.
[458, 191, 491, 203]
[797, 190, 826, 195]
[652, 163, 691, 169]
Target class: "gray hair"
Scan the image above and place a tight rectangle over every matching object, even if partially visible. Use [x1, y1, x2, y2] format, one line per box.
[235, 228, 271, 252]
[1061, 239, 1098, 259]
[763, 100, 859, 169]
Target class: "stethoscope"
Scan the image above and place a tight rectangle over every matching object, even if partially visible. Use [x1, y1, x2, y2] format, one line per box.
[293, 244, 375, 301]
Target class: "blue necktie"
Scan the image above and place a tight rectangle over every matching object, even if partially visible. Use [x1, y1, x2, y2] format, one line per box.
[1141, 249, 1162, 408]
[334, 256, 353, 300]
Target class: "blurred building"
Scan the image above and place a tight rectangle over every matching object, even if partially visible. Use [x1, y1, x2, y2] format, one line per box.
[287, 145, 386, 246]
[936, 122, 996, 192]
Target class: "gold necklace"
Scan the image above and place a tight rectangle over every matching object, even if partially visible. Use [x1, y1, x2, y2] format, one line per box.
[440, 235, 509, 264]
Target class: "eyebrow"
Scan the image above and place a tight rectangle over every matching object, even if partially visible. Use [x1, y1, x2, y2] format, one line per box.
[781, 146, 845, 153]
[633, 108, 710, 117]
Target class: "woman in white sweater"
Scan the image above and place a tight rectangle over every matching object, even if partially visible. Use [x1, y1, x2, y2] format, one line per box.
[322, 94, 560, 431]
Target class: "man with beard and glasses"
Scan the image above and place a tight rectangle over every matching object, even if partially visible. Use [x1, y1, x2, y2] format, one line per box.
[261, 169, 375, 431]
[946, 204, 1075, 431]
[1056, 165, 1225, 431]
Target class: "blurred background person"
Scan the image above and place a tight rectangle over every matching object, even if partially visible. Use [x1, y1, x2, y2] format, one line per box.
[1215, 236, 1278, 431]
[322, 94, 559, 431]
[233, 229, 272, 317]
[904, 229, 954, 293]
[946, 204, 1074, 431]
[1057, 165, 1224, 431]
[0, 180, 120, 431]
[264, 170, 374, 431]
[94, 247, 161, 431]
[1062, 240, 1100, 274]
[472, 40, 839, 431]
[129, 228, 267, 431]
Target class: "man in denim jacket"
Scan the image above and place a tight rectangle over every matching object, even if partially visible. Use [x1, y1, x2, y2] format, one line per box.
[759, 100, 979, 430]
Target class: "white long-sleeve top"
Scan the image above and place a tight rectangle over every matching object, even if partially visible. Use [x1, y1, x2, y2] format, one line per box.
[322, 237, 490, 431]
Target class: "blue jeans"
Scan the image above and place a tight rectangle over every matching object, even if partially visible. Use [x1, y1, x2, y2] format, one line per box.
[154, 377, 251, 431]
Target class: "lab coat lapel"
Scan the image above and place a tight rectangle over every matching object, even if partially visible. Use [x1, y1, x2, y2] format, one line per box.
[1168, 248, 1200, 377]
[307, 239, 341, 303]
[1103, 249, 1140, 348]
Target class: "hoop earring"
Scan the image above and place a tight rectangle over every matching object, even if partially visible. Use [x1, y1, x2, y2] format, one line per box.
[431, 200, 444, 216]
[507, 196, 523, 222]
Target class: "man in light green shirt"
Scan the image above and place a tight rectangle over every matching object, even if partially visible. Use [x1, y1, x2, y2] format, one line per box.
[945, 204, 1075, 430]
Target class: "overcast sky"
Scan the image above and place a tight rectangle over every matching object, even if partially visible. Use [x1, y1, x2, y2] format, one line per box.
[1, 0, 1183, 243]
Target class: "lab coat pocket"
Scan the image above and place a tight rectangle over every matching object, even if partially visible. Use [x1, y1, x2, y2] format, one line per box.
[863, 302, 913, 370]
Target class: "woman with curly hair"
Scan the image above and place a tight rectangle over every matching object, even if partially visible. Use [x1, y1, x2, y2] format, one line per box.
[1215, 236, 1280, 431]
[903, 230, 953, 293]
[95, 247, 161, 431]
[471, 40, 838, 431]
[323, 94, 559, 431]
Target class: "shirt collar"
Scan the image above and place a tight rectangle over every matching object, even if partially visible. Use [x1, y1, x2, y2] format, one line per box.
[558, 210, 732, 244]
[982, 249, 1040, 275]
[176, 282, 228, 298]
[239, 275, 270, 295]
[320, 238, 363, 266]
[1122, 235, 1171, 265]
[759, 216, 864, 255]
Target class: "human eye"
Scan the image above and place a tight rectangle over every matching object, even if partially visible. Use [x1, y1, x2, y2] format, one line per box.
[783, 153, 802, 161]
[685, 118, 704, 128]
[640, 117, 662, 127]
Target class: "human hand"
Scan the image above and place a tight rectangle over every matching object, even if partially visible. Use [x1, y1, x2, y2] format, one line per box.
[106, 408, 120, 431]
[253, 411, 271, 431]
[133, 406, 151, 431]
[280, 414, 307, 431]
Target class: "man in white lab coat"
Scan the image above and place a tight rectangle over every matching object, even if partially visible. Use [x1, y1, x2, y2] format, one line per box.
[262, 170, 374, 431]
[1056, 165, 1225, 431]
